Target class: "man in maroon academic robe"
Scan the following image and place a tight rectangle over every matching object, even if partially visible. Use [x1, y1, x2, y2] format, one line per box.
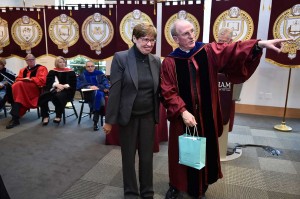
[6, 54, 48, 129]
[160, 19, 289, 199]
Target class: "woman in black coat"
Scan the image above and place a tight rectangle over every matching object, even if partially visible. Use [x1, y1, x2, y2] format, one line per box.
[39, 56, 76, 125]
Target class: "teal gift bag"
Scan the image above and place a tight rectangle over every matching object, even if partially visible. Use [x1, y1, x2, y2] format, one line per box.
[178, 127, 206, 170]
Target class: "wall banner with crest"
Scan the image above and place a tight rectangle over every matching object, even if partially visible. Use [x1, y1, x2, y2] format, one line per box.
[265, 0, 300, 68]
[46, 6, 80, 59]
[81, 9, 116, 58]
[161, 0, 204, 58]
[45, 4, 116, 60]
[5, 7, 45, 58]
[209, 0, 260, 43]
[0, 10, 11, 57]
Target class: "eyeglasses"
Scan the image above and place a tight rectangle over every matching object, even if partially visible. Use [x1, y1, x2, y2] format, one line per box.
[140, 37, 156, 44]
[26, 59, 35, 61]
[86, 65, 95, 68]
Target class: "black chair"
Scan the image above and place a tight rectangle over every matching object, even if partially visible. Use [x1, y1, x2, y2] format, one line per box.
[40, 88, 78, 124]
[78, 90, 92, 124]
[47, 99, 78, 124]
[3, 102, 40, 118]
[3, 104, 10, 117]
[3, 103, 8, 118]
[2, 85, 42, 118]
[27, 106, 41, 118]
[62, 100, 78, 124]
[77, 89, 105, 126]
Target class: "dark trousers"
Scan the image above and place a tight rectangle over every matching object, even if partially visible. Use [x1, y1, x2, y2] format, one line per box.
[0, 175, 10, 199]
[5, 85, 13, 104]
[93, 106, 104, 123]
[10, 102, 21, 120]
[119, 112, 155, 199]
[40, 91, 68, 118]
[40, 102, 49, 118]
[93, 111, 100, 123]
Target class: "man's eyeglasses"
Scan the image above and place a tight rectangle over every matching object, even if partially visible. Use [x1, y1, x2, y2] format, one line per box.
[86, 65, 95, 68]
[26, 59, 35, 62]
[140, 37, 156, 44]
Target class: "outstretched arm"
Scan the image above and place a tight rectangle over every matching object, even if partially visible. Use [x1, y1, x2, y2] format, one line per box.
[257, 38, 291, 53]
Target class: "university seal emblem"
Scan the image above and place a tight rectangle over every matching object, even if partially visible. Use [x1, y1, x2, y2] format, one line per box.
[11, 15, 42, 54]
[82, 13, 114, 55]
[48, 14, 79, 54]
[213, 7, 254, 42]
[164, 10, 200, 50]
[273, 4, 300, 60]
[0, 17, 9, 54]
[120, 9, 154, 48]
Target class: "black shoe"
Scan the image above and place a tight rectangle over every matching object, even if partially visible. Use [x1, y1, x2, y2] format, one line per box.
[165, 185, 179, 199]
[94, 123, 99, 131]
[42, 117, 49, 126]
[6, 119, 20, 129]
[53, 118, 61, 124]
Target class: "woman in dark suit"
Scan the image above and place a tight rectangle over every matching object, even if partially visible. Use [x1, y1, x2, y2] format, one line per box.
[103, 22, 161, 199]
[39, 56, 76, 125]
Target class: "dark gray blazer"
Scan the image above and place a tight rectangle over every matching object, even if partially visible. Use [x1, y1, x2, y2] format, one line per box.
[105, 47, 161, 126]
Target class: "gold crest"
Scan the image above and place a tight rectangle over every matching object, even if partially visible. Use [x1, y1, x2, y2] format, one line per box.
[48, 14, 79, 54]
[0, 17, 9, 54]
[164, 10, 200, 50]
[120, 9, 154, 48]
[11, 15, 42, 54]
[213, 7, 254, 42]
[82, 13, 114, 55]
[273, 4, 300, 60]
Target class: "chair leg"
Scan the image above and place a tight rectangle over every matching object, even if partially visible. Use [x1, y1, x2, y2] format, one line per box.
[71, 101, 78, 118]
[100, 115, 104, 126]
[4, 106, 7, 118]
[78, 103, 84, 124]
[37, 107, 40, 118]
[63, 109, 66, 124]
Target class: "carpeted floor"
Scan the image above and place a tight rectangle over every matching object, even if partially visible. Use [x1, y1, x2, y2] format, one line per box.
[0, 103, 299, 199]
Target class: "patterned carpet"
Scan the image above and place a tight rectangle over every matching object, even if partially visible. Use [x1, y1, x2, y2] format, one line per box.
[0, 105, 299, 199]
[58, 124, 300, 199]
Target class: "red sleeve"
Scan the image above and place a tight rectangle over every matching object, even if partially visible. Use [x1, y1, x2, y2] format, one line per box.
[15, 68, 25, 82]
[31, 66, 48, 87]
[160, 57, 186, 121]
[206, 39, 263, 84]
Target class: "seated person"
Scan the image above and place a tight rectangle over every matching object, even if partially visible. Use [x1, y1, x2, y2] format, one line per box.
[6, 54, 48, 129]
[0, 57, 16, 110]
[77, 61, 109, 131]
[38, 56, 77, 125]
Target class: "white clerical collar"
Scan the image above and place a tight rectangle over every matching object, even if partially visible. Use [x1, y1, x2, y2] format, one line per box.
[28, 64, 36, 69]
[179, 48, 190, 53]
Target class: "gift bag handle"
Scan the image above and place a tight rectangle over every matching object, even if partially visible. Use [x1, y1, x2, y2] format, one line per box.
[186, 126, 199, 137]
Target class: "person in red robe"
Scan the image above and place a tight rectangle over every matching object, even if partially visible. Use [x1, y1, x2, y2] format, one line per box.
[160, 19, 289, 199]
[6, 54, 48, 129]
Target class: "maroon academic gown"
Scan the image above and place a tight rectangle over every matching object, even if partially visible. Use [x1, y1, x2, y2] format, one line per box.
[12, 64, 48, 116]
[160, 40, 262, 196]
